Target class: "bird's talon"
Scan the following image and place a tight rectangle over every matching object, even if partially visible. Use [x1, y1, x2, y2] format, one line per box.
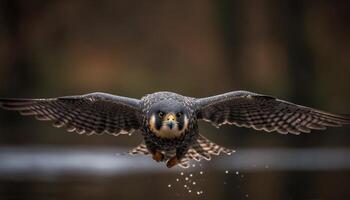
[166, 156, 180, 168]
[152, 152, 164, 162]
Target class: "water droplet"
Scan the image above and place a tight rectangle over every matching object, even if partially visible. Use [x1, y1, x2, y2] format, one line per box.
[180, 172, 184, 176]
[192, 181, 196, 185]
[225, 170, 229, 174]
[168, 184, 171, 188]
[199, 171, 204, 175]
[197, 191, 200, 195]
[189, 173, 193, 177]
[185, 177, 189, 181]
[192, 164, 196, 167]
[184, 184, 187, 188]
[235, 171, 239, 175]
[176, 178, 179, 182]
[188, 190, 192, 193]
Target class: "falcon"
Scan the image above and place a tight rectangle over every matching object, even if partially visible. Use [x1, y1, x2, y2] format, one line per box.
[0, 91, 349, 168]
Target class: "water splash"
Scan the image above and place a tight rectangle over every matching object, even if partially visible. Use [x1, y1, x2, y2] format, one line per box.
[196, 190, 204, 195]
[166, 165, 206, 196]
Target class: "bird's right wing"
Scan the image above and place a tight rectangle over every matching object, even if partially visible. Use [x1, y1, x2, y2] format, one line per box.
[0, 92, 142, 136]
[196, 91, 350, 134]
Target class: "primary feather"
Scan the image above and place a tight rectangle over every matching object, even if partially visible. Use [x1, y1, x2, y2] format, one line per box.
[196, 91, 350, 135]
[0, 93, 142, 136]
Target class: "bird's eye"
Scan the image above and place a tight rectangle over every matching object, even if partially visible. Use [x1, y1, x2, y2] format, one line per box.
[158, 112, 164, 118]
[176, 112, 182, 118]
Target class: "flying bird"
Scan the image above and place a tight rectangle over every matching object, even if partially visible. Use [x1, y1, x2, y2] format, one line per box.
[0, 91, 349, 168]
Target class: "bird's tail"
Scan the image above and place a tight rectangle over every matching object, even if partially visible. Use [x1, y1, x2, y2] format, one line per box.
[128, 134, 235, 168]
[186, 134, 235, 162]
[128, 143, 190, 168]
[129, 143, 150, 156]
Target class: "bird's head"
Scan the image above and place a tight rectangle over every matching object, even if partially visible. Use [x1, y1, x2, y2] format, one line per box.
[148, 101, 189, 139]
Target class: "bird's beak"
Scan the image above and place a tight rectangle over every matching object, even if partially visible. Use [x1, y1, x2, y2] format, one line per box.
[167, 122, 174, 129]
[165, 113, 176, 129]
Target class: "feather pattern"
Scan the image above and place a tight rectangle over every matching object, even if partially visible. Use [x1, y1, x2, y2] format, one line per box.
[197, 91, 350, 135]
[129, 134, 234, 168]
[1, 90, 349, 168]
[186, 134, 234, 162]
[129, 143, 191, 168]
[0, 92, 142, 136]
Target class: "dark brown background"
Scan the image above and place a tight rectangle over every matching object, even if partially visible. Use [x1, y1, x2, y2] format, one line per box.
[0, 0, 349, 199]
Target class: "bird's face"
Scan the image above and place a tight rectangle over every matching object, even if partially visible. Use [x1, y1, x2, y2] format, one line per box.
[148, 103, 189, 139]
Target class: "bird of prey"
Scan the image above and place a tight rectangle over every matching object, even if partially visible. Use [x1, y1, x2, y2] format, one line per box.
[0, 91, 349, 168]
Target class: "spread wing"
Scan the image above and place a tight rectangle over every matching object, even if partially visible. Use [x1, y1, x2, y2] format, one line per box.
[0, 92, 142, 136]
[196, 91, 350, 134]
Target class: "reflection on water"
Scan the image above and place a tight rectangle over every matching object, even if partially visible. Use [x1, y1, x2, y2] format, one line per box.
[1, 146, 350, 199]
[1, 146, 350, 177]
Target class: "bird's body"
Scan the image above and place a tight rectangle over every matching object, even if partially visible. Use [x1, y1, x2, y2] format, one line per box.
[140, 92, 198, 166]
[1, 91, 349, 168]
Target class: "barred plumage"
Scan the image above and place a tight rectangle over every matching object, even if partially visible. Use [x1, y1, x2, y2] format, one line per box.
[197, 91, 350, 135]
[130, 134, 234, 168]
[0, 93, 142, 136]
[1, 90, 349, 168]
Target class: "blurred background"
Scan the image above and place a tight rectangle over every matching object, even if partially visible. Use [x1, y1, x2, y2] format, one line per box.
[0, 0, 350, 199]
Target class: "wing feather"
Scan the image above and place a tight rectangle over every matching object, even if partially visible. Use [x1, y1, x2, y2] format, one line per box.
[0, 92, 142, 136]
[196, 91, 350, 135]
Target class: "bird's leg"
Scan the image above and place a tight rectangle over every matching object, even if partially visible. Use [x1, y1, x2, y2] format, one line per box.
[166, 145, 189, 168]
[166, 156, 180, 168]
[145, 139, 165, 162]
[152, 151, 165, 162]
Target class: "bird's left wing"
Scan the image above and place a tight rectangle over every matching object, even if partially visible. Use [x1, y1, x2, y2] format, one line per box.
[0, 92, 142, 136]
[196, 91, 350, 134]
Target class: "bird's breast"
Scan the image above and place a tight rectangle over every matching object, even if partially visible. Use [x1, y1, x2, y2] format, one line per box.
[148, 115, 189, 139]
[154, 127, 183, 139]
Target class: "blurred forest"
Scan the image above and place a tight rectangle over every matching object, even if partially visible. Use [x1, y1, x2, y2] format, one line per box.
[0, 0, 350, 200]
